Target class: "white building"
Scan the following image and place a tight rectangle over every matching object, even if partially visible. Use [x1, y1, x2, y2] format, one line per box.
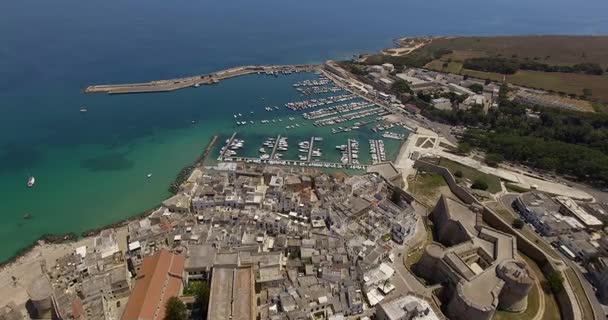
[376, 295, 442, 320]
[431, 98, 452, 111]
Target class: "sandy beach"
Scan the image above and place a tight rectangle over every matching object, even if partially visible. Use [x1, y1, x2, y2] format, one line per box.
[0, 226, 129, 311]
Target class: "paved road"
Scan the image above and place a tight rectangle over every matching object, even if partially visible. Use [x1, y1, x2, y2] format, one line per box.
[498, 193, 607, 319]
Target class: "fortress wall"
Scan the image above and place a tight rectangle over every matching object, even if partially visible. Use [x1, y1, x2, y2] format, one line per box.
[413, 159, 578, 320]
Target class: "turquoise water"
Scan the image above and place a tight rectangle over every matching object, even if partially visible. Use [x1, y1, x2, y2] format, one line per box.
[1, 0, 607, 261]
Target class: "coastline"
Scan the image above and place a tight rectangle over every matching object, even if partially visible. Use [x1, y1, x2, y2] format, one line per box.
[0, 135, 219, 267]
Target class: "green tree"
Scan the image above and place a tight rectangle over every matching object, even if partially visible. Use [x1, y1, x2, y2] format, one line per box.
[471, 179, 489, 191]
[164, 297, 187, 320]
[546, 271, 564, 294]
[391, 79, 412, 94]
[468, 83, 484, 94]
[457, 143, 472, 155]
[196, 282, 211, 319]
[512, 219, 524, 229]
[485, 153, 504, 167]
[582, 88, 593, 97]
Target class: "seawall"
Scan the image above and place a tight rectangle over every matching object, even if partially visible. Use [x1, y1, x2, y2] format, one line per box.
[84, 64, 320, 94]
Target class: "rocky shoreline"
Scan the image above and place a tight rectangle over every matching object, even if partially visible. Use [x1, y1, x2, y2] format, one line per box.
[169, 135, 218, 194]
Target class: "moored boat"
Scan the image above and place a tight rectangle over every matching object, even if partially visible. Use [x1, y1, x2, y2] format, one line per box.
[27, 176, 35, 187]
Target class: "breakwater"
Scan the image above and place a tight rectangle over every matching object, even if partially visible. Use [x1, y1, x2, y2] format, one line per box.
[84, 64, 320, 94]
[169, 135, 218, 194]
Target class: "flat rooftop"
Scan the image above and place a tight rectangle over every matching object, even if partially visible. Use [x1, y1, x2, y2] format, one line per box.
[207, 266, 253, 320]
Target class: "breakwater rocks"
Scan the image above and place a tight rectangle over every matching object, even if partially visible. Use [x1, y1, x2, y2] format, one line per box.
[169, 135, 218, 194]
[169, 166, 194, 194]
[40, 233, 77, 244]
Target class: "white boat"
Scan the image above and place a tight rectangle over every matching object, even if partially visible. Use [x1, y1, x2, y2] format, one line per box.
[147, 173, 152, 178]
[27, 176, 35, 187]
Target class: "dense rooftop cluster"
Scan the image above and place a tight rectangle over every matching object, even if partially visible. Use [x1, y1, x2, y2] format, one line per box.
[24, 162, 433, 320]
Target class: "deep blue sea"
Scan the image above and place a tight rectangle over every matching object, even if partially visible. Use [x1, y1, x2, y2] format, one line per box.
[0, 0, 607, 261]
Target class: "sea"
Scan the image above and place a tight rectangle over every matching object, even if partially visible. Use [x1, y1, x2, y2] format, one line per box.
[1, 0, 607, 262]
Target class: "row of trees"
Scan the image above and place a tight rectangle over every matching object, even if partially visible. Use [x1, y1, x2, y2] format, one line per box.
[413, 82, 608, 187]
[463, 130, 608, 186]
[463, 57, 605, 75]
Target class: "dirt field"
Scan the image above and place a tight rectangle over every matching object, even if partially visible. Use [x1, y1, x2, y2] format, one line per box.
[463, 69, 608, 103]
[425, 35, 608, 67]
[424, 59, 608, 105]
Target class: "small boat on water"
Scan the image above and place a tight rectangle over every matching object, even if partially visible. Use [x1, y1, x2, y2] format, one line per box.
[27, 176, 35, 187]
[23, 213, 31, 219]
[80, 107, 88, 113]
[147, 173, 152, 178]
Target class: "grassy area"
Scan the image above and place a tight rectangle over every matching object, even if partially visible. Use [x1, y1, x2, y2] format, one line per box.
[424, 36, 608, 67]
[437, 158, 502, 193]
[425, 60, 463, 73]
[592, 102, 608, 113]
[418, 36, 608, 103]
[492, 254, 561, 320]
[407, 172, 448, 207]
[462, 69, 608, 104]
[405, 222, 434, 269]
[564, 269, 595, 320]
[493, 277, 541, 320]
[440, 50, 486, 63]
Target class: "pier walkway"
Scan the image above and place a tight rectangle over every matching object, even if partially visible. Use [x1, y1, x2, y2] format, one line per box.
[219, 132, 237, 158]
[306, 137, 315, 162]
[84, 64, 320, 94]
[269, 135, 282, 160]
[219, 156, 368, 171]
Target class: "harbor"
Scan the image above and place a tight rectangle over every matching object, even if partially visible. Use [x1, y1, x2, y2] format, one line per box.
[205, 70, 413, 171]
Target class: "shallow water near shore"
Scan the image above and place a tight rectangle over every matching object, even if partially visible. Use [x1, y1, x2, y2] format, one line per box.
[1, 0, 608, 261]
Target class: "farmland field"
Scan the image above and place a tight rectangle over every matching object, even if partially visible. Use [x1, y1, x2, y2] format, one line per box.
[424, 35, 608, 67]
[420, 36, 608, 103]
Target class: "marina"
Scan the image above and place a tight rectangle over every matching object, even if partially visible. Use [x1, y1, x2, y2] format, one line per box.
[285, 94, 357, 111]
[302, 101, 375, 120]
[369, 139, 387, 164]
[382, 131, 406, 140]
[295, 86, 342, 95]
[313, 107, 387, 127]
[207, 71, 413, 171]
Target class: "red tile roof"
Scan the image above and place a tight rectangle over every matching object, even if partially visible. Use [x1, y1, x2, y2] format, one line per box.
[121, 250, 185, 320]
